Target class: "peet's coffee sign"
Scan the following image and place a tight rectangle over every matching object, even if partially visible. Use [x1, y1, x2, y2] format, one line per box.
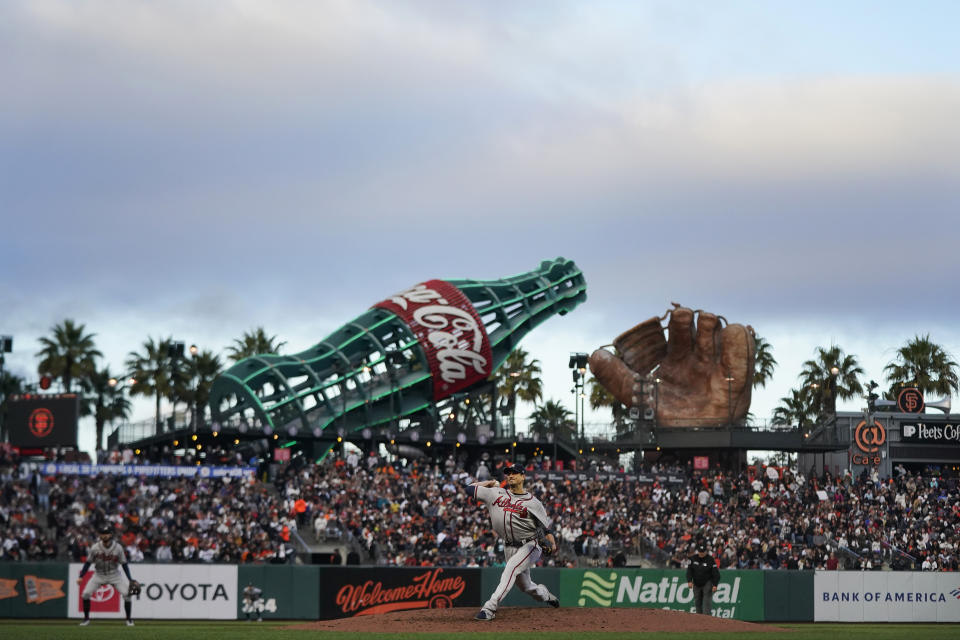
[902, 420, 960, 445]
[321, 567, 480, 619]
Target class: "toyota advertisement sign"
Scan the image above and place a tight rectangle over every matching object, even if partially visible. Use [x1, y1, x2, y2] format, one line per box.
[68, 564, 237, 619]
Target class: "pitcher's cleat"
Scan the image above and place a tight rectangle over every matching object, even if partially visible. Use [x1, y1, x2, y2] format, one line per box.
[79, 619, 91, 626]
[474, 609, 495, 621]
[548, 598, 560, 608]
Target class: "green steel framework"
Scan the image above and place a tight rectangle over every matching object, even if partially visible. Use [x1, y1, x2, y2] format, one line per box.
[209, 258, 587, 440]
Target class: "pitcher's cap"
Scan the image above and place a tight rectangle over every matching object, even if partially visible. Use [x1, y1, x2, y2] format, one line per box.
[503, 465, 524, 476]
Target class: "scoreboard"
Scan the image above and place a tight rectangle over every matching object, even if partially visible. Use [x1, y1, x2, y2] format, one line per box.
[7, 394, 79, 448]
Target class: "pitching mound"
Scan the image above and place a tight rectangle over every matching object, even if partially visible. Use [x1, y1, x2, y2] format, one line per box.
[287, 607, 790, 633]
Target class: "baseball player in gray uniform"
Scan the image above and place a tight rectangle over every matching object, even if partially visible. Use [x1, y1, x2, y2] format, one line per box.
[76, 525, 136, 626]
[466, 465, 560, 621]
[242, 582, 265, 622]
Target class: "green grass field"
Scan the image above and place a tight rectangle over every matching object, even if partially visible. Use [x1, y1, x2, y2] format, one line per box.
[1, 621, 959, 640]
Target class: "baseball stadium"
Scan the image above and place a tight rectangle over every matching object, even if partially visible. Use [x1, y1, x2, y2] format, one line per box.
[1, 257, 959, 639]
[3, 5, 960, 638]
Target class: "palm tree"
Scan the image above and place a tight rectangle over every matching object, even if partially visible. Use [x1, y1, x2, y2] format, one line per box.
[181, 349, 224, 429]
[883, 334, 959, 399]
[528, 399, 576, 441]
[494, 347, 543, 437]
[35, 319, 102, 393]
[752, 334, 777, 389]
[589, 376, 629, 434]
[125, 337, 175, 433]
[226, 328, 287, 362]
[0, 370, 26, 442]
[771, 388, 816, 428]
[82, 366, 130, 452]
[799, 345, 864, 416]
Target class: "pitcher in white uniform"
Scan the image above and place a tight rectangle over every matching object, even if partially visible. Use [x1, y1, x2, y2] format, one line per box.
[466, 465, 560, 621]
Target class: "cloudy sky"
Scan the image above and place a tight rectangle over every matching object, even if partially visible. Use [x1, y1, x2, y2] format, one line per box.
[3, 1, 959, 455]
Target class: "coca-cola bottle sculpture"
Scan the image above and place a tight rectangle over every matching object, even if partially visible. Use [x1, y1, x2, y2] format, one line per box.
[209, 258, 586, 438]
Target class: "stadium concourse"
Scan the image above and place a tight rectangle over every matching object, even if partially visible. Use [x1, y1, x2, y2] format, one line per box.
[1, 446, 958, 572]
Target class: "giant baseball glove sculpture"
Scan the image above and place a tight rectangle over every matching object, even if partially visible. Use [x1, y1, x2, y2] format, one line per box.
[589, 303, 755, 427]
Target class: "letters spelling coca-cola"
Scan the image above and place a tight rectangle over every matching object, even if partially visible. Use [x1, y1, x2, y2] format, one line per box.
[374, 280, 493, 401]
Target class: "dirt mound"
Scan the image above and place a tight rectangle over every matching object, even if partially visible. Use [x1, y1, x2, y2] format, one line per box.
[287, 606, 790, 633]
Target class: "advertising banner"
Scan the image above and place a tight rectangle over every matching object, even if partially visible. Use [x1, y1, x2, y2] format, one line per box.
[318, 567, 481, 619]
[560, 569, 763, 620]
[901, 420, 960, 445]
[36, 462, 256, 478]
[68, 564, 238, 619]
[373, 279, 493, 401]
[815, 571, 960, 622]
[0, 563, 69, 618]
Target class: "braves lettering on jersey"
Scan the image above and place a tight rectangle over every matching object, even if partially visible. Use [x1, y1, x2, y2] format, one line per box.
[86, 540, 128, 578]
[469, 485, 551, 545]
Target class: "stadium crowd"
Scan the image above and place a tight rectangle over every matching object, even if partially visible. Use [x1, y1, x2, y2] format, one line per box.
[0, 446, 299, 565]
[284, 452, 959, 572]
[2, 444, 958, 572]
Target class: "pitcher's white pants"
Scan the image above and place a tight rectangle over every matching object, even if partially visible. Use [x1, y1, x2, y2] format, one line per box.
[482, 541, 556, 614]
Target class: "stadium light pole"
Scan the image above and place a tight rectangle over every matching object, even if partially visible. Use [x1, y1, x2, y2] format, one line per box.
[0, 336, 12, 441]
[0, 335, 11, 380]
[189, 344, 199, 431]
[569, 353, 588, 454]
[167, 341, 185, 433]
[725, 375, 735, 426]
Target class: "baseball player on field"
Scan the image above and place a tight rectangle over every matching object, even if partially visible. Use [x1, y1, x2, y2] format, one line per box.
[466, 465, 560, 621]
[76, 525, 137, 627]
[242, 582, 265, 622]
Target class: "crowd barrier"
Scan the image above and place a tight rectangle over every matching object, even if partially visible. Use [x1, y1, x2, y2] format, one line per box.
[1, 564, 957, 622]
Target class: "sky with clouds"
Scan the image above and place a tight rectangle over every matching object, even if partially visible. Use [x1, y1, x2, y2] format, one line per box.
[2, 1, 959, 455]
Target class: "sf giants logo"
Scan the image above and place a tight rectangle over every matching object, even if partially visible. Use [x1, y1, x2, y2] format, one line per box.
[897, 387, 924, 413]
[493, 495, 529, 517]
[28, 408, 55, 438]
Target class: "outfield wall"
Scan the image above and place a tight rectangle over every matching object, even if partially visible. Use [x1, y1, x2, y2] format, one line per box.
[1, 564, 957, 622]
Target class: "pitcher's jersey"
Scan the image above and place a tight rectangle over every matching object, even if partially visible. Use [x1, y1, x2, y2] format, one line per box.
[87, 539, 128, 578]
[469, 484, 551, 546]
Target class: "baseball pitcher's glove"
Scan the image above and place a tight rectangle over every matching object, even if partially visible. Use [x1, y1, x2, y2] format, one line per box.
[589, 303, 755, 427]
[128, 580, 142, 597]
[536, 529, 555, 556]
